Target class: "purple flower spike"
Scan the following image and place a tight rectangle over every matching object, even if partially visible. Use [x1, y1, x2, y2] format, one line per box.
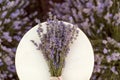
[31, 13, 79, 77]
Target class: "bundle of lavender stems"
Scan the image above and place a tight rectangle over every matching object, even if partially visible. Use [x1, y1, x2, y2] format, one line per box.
[31, 14, 79, 80]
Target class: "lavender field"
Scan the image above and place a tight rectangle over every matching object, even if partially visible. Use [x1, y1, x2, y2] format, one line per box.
[0, 0, 120, 80]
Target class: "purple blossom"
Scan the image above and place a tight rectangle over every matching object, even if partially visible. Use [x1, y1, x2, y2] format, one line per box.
[10, 9, 20, 19]
[7, 65, 16, 73]
[8, 74, 13, 78]
[111, 66, 118, 75]
[96, 2, 105, 14]
[90, 15, 95, 24]
[31, 14, 79, 77]
[7, 1, 15, 8]
[103, 48, 108, 54]
[106, 55, 112, 63]
[4, 18, 11, 24]
[50, 49, 54, 59]
[35, 18, 40, 23]
[2, 32, 12, 42]
[1, 11, 8, 18]
[4, 56, 13, 66]
[0, 59, 3, 66]
[0, 0, 3, 3]
[86, 2, 93, 9]
[102, 40, 107, 44]
[13, 36, 21, 41]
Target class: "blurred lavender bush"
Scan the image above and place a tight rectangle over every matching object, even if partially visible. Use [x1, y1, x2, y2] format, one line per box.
[0, 0, 40, 79]
[50, 0, 120, 79]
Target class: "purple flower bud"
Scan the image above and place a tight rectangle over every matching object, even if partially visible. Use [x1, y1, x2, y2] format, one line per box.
[0, 59, 3, 66]
[7, 65, 16, 72]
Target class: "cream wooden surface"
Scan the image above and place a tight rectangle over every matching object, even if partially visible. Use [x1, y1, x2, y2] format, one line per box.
[15, 22, 94, 80]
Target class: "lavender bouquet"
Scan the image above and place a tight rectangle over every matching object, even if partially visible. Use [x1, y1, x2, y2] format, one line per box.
[31, 14, 79, 80]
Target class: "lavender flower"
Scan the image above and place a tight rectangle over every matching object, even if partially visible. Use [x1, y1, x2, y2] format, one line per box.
[0, 59, 3, 66]
[31, 14, 79, 77]
[111, 66, 118, 75]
